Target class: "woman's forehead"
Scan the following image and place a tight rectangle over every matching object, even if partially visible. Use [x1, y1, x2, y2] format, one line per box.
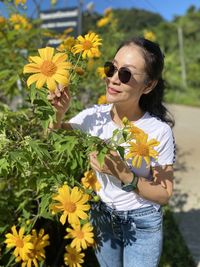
[114, 45, 146, 70]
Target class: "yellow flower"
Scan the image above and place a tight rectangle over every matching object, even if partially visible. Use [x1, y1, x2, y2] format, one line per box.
[9, 14, 31, 30]
[96, 17, 110, 28]
[4, 225, 34, 262]
[64, 245, 85, 267]
[97, 95, 107, 105]
[96, 67, 106, 79]
[0, 16, 6, 25]
[87, 59, 94, 71]
[126, 123, 146, 139]
[81, 170, 101, 192]
[75, 66, 85, 76]
[51, 184, 90, 225]
[65, 223, 94, 250]
[144, 30, 156, 42]
[72, 32, 102, 59]
[51, 0, 57, 5]
[15, 0, 26, 5]
[125, 133, 160, 168]
[57, 36, 76, 52]
[104, 7, 112, 17]
[21, 229, 50, 267]
[23, 47, 72, 92]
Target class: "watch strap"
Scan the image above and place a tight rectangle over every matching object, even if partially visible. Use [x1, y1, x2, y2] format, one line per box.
[121, 172, 139, 191]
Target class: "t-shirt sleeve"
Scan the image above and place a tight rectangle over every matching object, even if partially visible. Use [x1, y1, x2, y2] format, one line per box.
[151, 125, 176, 167]
[68, 106, 96, 133]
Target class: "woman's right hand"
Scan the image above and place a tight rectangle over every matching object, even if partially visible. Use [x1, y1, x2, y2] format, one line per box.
[48, 84, 71, 119]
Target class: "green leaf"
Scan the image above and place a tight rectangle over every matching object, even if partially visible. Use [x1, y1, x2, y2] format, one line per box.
[0, 69, 10, 80]
[122, 131, 128, 142]
[29, 85, 37, 104]
[0, 158, 9, 175]
[116, 146, 125, 160]
[39, 194, 51, 218]
[97, 146, 109, 167]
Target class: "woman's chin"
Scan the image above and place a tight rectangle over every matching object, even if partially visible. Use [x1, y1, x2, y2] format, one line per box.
[106, 93, 120, 103]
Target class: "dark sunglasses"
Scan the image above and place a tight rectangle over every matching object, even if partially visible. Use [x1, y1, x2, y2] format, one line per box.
[104, 61, 132, 84]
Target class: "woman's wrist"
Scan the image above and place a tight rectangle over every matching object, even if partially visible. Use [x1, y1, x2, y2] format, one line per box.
[120, 171, 135, 184]
[121, 172, 139, 192]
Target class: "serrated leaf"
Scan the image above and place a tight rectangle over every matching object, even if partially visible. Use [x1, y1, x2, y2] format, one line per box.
[97, 146, 109, 167]
[116, 146, 125, 160]
[122, 131, 128, 142]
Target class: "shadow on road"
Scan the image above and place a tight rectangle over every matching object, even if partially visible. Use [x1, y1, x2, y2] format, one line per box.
[170, 145, 191, 211]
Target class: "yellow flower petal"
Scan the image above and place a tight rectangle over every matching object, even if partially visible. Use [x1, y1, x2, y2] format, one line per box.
[27, 73, 41, 87]
[53, 73, 69, 85]
[35, 75, 47, 89]
[38, 47, 54, 60]
[46, 77, 57, 92]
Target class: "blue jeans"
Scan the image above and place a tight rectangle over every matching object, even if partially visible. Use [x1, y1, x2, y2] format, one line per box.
[90, 201, 163, 267]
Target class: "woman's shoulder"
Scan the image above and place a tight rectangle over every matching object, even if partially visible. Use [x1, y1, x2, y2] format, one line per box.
[82, 103, 112, 114]
[139, 112, 173, 136]
[69, 103, 112, 125]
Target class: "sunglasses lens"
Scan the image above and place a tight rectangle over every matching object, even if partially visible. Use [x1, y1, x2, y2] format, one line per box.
[104, 62, 115, 77]
[119, 68, 131, 83]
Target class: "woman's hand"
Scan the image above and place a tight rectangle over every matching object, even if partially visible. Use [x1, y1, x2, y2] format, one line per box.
[48, 85, 71, 118]
[89, 150, 132, 181]
[48, 85, 71, 128]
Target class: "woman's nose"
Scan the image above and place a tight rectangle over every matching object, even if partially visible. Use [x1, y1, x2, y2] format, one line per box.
[109, 70, 120, 84]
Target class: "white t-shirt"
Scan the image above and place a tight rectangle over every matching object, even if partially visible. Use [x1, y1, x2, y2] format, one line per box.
[69, 104, 175, 211]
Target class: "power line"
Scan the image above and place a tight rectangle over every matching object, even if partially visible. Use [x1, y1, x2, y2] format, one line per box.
[142, 0, 161, 14]
[129, 0, 161, 15]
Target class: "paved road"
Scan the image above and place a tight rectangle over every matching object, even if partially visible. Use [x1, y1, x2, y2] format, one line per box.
[168, 104, 200, 266]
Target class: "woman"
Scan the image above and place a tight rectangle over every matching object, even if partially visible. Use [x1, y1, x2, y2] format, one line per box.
[49, 37, 175, 267]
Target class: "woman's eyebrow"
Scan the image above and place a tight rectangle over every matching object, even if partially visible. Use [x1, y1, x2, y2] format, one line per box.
[113, 59, 137, 69]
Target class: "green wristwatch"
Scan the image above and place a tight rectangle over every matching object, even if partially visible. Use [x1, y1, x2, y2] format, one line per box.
[121, 172, 139, 192]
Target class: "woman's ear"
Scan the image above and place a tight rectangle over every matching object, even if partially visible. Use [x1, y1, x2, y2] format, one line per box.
[143, 80, 158, 95]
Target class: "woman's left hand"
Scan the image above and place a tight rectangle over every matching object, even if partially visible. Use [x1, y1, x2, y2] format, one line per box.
[89, 150, 131, 180]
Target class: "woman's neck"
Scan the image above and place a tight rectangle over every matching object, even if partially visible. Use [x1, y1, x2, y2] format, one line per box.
[111, 103, 145, 127]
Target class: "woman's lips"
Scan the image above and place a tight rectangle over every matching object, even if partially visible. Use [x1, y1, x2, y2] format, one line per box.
[107, 87, 121, 94]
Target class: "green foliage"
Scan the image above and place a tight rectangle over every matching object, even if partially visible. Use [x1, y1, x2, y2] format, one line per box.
[159, 207, 195, 267]
[0, 92, 111, 265]
[0, 16, 45, 104]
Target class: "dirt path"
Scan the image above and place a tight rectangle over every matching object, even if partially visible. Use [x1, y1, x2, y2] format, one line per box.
[168, 104, 200, 266]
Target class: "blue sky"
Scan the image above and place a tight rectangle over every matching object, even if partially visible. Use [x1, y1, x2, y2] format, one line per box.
[1, 0, 200, 21]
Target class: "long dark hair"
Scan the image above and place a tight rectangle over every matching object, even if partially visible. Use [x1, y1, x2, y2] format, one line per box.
[117, 37, 175, 127]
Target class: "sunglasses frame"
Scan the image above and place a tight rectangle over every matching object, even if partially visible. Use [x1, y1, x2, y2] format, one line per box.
[104, 61, 132, 84]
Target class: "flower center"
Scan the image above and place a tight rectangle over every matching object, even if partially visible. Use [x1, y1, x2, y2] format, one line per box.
[27, 250, 36, 259]
[15, 238, 24, 248]
[64, 201, 76, 213]
[70, 253, 77, 261]
[137, 144, 149, 156]
[76, 230, 84, 239]
[40, 60, 57, 76]
[83, 40, 92, 50]
[88, 176, 96, 185]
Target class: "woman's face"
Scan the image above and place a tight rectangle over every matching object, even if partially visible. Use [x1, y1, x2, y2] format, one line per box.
[105, 44, 150, 105]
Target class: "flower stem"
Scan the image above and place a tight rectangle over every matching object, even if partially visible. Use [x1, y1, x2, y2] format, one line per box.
[69, 53, 82, 82]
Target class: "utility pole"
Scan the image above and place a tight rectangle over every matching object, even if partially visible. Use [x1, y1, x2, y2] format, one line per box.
[177, 26, 187, 88]
[78, 0, 83, 35]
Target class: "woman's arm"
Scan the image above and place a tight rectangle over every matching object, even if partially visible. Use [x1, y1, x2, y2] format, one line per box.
[131, 165, 173, 205]
[89, 150, 174, 205]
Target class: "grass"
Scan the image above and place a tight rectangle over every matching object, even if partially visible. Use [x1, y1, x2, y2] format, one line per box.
[159, 207, 195, 267]
[165, 88, 200, 107]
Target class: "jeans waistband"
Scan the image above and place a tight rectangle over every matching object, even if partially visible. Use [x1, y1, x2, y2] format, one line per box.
[95, 201, 161, 218]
